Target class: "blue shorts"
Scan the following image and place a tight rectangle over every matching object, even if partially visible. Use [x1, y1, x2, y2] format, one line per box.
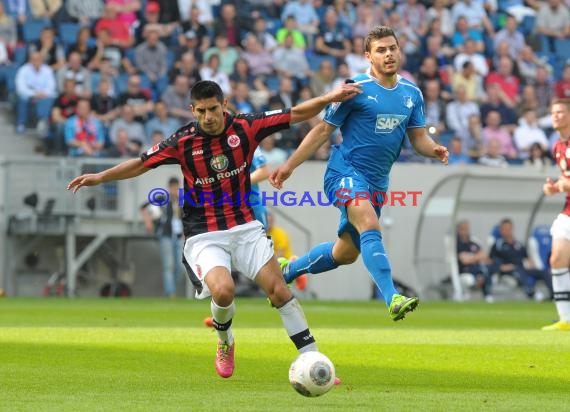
[324, 149, 388, 250]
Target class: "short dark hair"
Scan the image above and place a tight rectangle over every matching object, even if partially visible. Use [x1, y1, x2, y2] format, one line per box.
[365, 26, 398, 53]
[168, 177, 180, 186]
[190, 80, 224, 103]
[500, 218, 512, 227]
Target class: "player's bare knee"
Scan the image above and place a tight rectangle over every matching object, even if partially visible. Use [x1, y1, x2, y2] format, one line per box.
[210, 282, 235, 306]
[335, 249, 359, 265]
[268, 282, 293, 307]
[550, 252, 568, 269]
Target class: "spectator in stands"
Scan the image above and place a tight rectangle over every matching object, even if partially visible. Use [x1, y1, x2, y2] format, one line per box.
[486, 56, 521, 107]
[417, 56, 447, 97]
[0, 35, 9, 97]
[4, 0, 27, 26]
[517, 46, 550, 86]
[90, 77, 119, 126]
[535, 0, 570, 53]
[57, 52, 91, 98]
[69, 27, 97, 69]
[241, 34, 275, 78]
[280, 0, 319, 47]
[15, 51, 56, 135]
[490, 218, 552, 299]
[352, 1, 384, 39]
[423, 79, 449, 140]
[109, 104, 145, 148]
[169, 51, 201, 86]
[480, 83, 518, 130]
[160, 73, 193, 121]
[259, 134, 288, 169]
[427, 0, 454, 38]
[453, 38, 489, 78]
[29, 27, 65, 72]
[482, 110, 517, 159]
[494, 14, 526, 59]
[271, 77, 296, 109]
[478, 138, 509, 167]
[229, 81, 255, 114]
[450, 16, 484, 54]
[149, 129, 164, 147]
[214, 3, 244, 48]
[446, 84, 480, 145]
[178, 6, 209, 54]
[500, 0, 538, 23]
[424, 33, 454, 73]
[118, 74, 153, 123]
[0, 3, 17, 52]
[94, 4, 133, 49]
[314, 7, 352, 64]
[310, 58, 336, 98]
[448, 137, 472, 165]
[29, 0, 63, 21]
[66, 0, 104, 26]
[145, 101, 180, 145]
[174, 30, 203, 66]
[518, 84, 540, 117]
[524, 142, 553, 169]
[106, 0, 140, 29]
[199, 53, 231, 95]
[249, 16, 278, 53]
[203, 34, 240, 76]
[396, 0, 428, 38]
[456, 219, 493, 301]
[106, 127, 140, 157]
[272, 34, 311, 83]
[90, 28, 136, 75]
[136, 1, 179, 45]
[452, 61, 485, 103]
[229, 58, 254, 89]
[276, 15, 306, 50]
[532, 66, 556, 116]
[50, 77, 79, 149]
[134, 27, 168, 98]
[451, 0, 494, 35]
[555, 63, 570, 98]
[140, 177, 185, 298]
[514, 107, 549, 157]
[64, 98, 105, 157]
[345, 36, 369, 77]
[388, 11, 421, 58]
[178, 0, 213, 26]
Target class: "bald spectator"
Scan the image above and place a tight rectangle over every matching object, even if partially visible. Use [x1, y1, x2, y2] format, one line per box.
[118, 74, 154, 123]
[513, 108, 549, 158]
[486, 57, 521, 107]
[64, 99, 105, 157]
[57, 52, 92, 98]
[145, 101, 181, 144]
[479, 138, 509, 167]
[109, 105, 146, 147]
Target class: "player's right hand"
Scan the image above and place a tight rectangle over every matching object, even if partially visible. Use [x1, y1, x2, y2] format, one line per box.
[543, 178, 558, 196]
[269, 164, 293, 189]
[67, 174, 103, 193]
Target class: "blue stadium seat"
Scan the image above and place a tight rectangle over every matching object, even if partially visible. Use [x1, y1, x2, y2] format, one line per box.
[124, 48, 136, 65]
[264, 74, 280, 93]
[265, 18, 282, 36]
[528, 225, 552, 272]
[22, 19, 51, 43]
[58, 23, 80, 48]
[13, 46, 27, 66]
[519, 15, 536, 36]
[90, 71, 101, 92]
[554, 38, 570, 62]
[166, 49, 175, 70]
[306, 53, 337, 72]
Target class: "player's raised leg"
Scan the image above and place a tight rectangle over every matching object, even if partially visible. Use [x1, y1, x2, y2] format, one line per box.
[204, 267, 237, 377]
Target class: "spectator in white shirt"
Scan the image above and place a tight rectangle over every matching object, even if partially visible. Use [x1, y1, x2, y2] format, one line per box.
[15, 51, 56, 134]
[513, 108, 549, 158]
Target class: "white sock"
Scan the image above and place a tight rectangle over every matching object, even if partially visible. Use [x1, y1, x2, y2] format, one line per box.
[551, 268, 570, 323]
[277, 298, 317, 353]
[211, 299, 235, 345]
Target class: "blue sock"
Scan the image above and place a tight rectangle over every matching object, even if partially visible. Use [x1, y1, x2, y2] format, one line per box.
[284, 242, 338, 283]
[360, 230, 398, 306]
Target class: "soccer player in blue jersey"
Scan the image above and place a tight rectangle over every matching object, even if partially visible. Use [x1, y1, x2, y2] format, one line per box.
[250, 147, 270, 228]
[270, 26, 449, 321]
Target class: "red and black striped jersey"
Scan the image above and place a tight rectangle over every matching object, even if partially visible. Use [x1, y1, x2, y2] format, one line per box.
[553, 138, 570, 216]
[141, 109, 291, 237]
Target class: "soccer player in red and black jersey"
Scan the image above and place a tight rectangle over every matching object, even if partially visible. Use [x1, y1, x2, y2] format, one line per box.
[543, 98, 570, 331]
[67, 80, 361, 378]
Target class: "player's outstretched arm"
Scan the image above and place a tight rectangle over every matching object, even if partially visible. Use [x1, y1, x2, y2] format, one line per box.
[289, 82, 360, 124]
[408, 128, 449, 165]
[67, 158, 151, 193]
[270, 121, 335, 189]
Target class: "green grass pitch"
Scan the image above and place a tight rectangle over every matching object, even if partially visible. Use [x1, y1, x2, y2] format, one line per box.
[1, 298, 569, 411]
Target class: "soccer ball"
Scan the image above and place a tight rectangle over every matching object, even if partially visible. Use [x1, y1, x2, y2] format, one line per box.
[288, 351, 335, 397]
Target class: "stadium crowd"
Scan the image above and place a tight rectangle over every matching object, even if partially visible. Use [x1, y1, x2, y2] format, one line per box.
[1, 0, 570, 164]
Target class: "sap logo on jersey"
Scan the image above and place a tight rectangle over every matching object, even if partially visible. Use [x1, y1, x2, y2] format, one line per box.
[375, 114, 407, 133]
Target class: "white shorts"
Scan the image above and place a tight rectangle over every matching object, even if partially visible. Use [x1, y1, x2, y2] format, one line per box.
[183, 220, 274, 299]
[551, 213, 570, 240]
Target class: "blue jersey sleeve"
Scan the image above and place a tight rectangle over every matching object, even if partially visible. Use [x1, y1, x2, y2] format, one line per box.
[323, 99, 354, 127]
[250, 148, 267, 172]
[408, 90, 426, 129]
